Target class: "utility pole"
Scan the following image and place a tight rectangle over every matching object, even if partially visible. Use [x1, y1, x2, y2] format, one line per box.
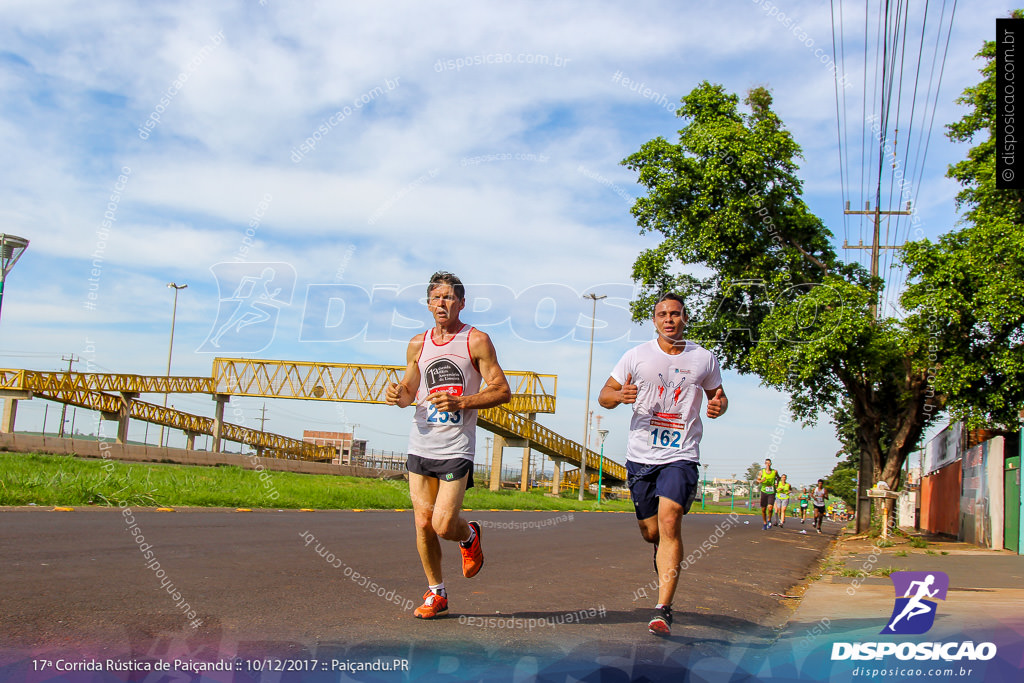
[258, 403, 269, 432]
[843, 200, 912, 533]
[58, 354, 79, 438]
[843, 201, 911, 319]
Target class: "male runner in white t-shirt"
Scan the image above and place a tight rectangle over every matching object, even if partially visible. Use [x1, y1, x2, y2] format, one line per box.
[385, 271, 511, 619]
[599, 293, 728, 636]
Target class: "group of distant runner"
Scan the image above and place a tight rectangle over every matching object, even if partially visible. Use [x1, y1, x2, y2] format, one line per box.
[755, 459, 830, 533]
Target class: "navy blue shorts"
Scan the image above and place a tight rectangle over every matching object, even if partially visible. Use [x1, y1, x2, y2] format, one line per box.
[626, 459, 699, 520]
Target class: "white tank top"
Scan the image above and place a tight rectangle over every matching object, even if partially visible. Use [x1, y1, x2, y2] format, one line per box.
[407, 325, 482, 460]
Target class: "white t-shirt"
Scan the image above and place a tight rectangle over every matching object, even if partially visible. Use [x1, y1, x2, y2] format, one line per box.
[812, 486, 827, 506]
[610, 339, 722, 465]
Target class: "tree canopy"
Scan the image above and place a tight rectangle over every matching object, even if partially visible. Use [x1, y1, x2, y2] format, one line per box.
[901, 21, 1024, 430]
[622, 69, 1023, 492]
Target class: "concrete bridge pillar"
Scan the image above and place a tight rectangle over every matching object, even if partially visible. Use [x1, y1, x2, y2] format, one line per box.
[116, 392, 138, 444]
[0, 390, 31, 434]
[489, 435, 506, 491]
[211, 394, 229, 453]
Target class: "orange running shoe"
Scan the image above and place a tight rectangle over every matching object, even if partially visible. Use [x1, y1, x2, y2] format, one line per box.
[413, 590, 448, 619]
[460, 521, 484, 578]
[648, 605, 672, 636]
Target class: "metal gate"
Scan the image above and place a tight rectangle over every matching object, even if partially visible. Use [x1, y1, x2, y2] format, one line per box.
[1005, 455, 1021, 553]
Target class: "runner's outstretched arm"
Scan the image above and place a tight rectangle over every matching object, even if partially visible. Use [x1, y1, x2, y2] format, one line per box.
[385, 333, 424, 408]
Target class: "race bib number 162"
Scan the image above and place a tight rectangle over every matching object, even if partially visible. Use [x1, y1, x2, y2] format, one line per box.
[649, 412, 684, 448]
[649, 427, 682, 448]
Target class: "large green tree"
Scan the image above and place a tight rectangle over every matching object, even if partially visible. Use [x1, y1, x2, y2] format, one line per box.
[901, 20, 1024, 428]
[622, 70, 1023, 494]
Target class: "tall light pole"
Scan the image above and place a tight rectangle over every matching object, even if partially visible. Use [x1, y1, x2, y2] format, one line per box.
[580, 292, 606, 501]
[160, 282, 187, 447]
[0, 234, 30, 326]
[702, 463, 710, 509]
[597, 428, 609, 504]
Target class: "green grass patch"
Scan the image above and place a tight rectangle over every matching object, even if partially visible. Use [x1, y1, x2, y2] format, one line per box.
[0, 452, 712, 512]
[894, 550, 908, 557]
[0, 452, 762, 514]
[908, 536, 929, 549]
[838, 565, 898, 578]
[820, 558, 845, 574]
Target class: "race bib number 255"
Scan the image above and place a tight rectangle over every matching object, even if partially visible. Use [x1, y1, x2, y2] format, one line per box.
[426, 404, 461, 424]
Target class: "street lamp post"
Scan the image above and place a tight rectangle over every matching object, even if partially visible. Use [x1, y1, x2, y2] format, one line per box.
[702, 463, 709, 509]
[597, 428, 608, 504]
[159, 283, 187, 447]
[0, 234, 30, 326]
[579, 292, 606, 502]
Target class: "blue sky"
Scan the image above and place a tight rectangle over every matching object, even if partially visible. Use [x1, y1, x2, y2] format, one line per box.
[0, 0, 1010, 486]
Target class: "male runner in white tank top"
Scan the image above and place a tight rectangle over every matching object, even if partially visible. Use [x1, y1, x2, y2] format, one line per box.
[385, 271, 511, 619]
[599, 293, 728, 636]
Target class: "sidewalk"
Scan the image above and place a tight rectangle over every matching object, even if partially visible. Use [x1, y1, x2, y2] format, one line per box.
[768, 528, 1024, 681]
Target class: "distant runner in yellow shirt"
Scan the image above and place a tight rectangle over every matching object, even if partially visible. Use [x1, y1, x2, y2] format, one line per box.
[775, 475, 792, 528]
[756, 459, 778, 531]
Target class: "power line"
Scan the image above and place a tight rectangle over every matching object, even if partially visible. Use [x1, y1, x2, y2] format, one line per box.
[879, 0, 911, 313]
[832, 0, 852, 261]
[881, 0, 932, 313]
[836, 0, 957, 312]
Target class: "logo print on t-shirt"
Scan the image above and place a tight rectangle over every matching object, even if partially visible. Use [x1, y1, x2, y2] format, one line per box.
[656, 372, 687, 408]
[425, 358, 465, 397]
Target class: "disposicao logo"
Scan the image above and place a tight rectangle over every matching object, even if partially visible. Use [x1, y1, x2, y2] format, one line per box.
[881, 570, 948, 635]
[831, 570, 997, 662]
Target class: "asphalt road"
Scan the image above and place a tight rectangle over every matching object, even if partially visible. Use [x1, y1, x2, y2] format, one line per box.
[0, 507, 840, 680]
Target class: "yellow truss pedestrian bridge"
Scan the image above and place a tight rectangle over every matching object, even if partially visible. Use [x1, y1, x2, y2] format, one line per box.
[0, 358, 626, 489]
